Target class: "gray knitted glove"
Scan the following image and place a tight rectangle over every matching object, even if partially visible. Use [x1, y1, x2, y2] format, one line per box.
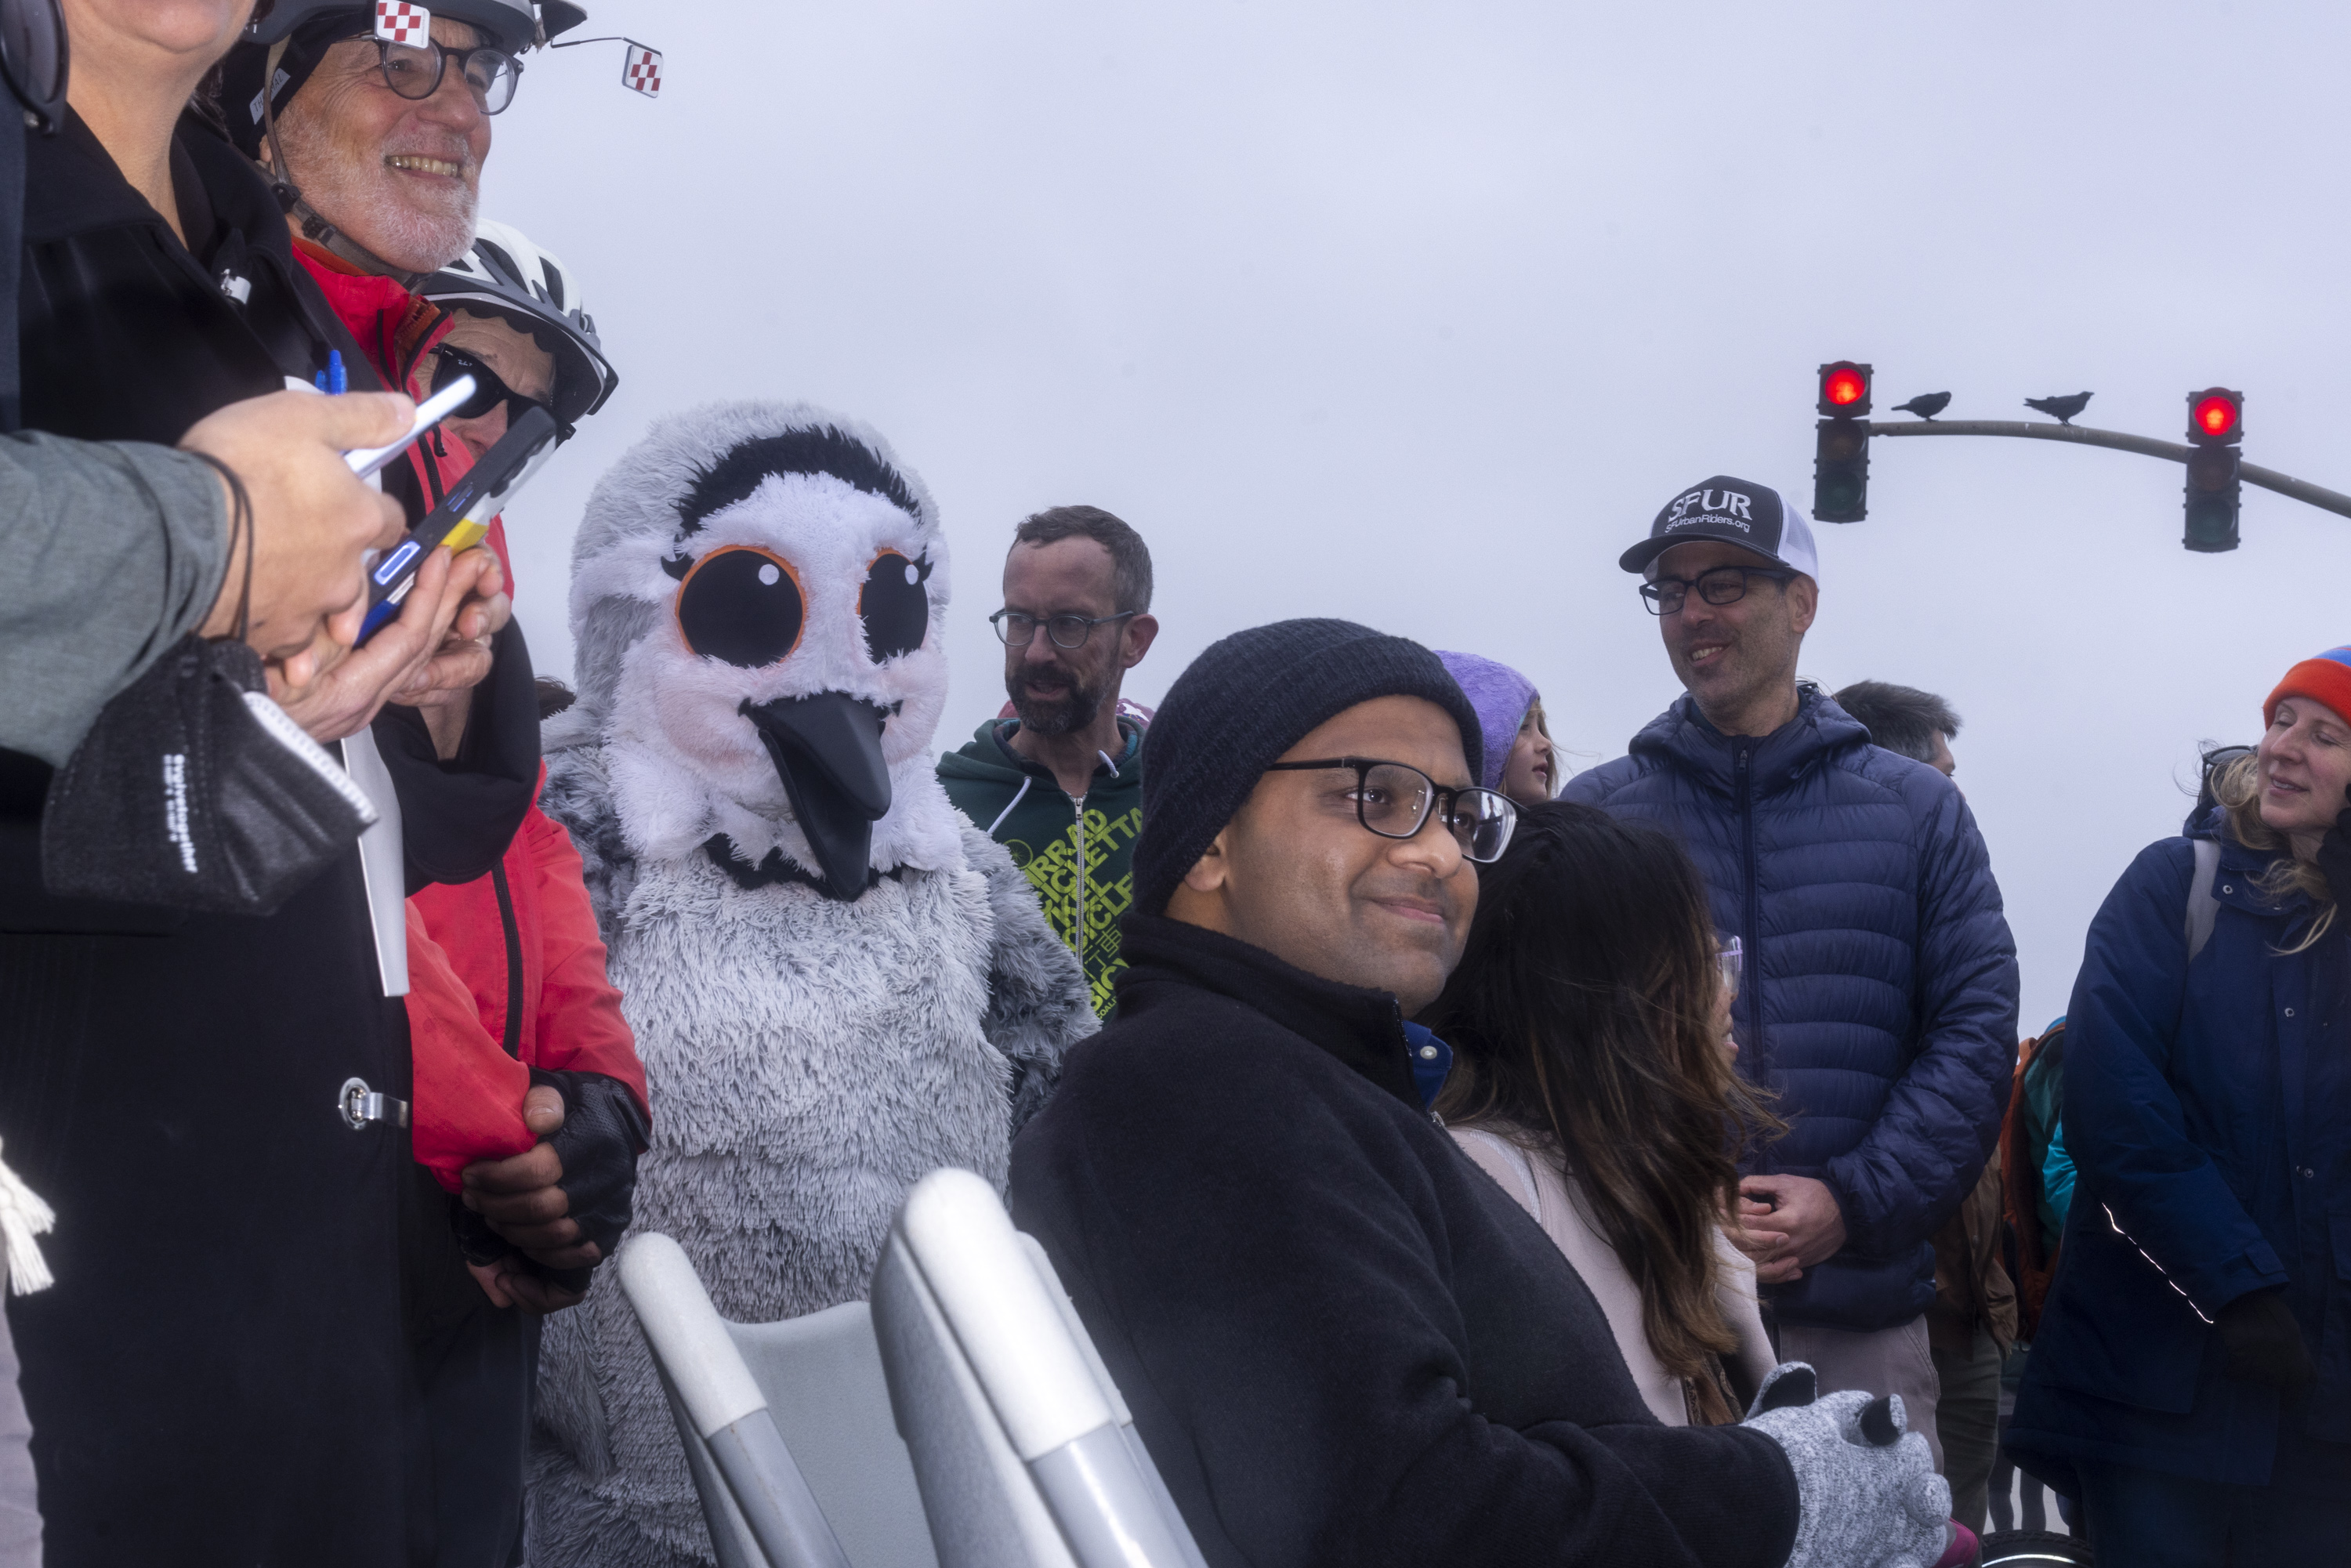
[1740, 1363, 1948, 1568]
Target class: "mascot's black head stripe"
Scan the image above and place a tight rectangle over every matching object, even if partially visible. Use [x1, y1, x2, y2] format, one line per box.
[675, 428, 923, 539]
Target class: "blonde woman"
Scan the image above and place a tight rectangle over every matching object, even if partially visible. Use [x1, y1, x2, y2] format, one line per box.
[2009, 646, 2351, 1562]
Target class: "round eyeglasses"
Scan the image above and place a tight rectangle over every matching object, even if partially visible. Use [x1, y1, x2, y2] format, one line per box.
[364, 35, 523, 114]
[1263, 757, 1518, 864]
[1639, 565, 1795, 617]
[989, 609, 1139, 650]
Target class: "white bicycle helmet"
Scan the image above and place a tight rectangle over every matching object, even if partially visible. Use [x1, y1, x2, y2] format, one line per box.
[422, 218, 618, 428]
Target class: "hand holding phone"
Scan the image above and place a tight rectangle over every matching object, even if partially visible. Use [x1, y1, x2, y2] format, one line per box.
[179, 389, 411, 661]
[356, 404, 560, 646]
[344, 373, 477, 478]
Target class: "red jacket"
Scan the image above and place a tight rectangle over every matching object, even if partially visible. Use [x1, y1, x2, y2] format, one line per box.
[407, 770, 647, 1188]
[298, 244, 648, 1191]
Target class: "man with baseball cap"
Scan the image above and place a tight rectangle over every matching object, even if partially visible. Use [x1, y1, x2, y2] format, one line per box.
[1566, 477, 2020, 1470]
[1009, 617, 1951, 1568]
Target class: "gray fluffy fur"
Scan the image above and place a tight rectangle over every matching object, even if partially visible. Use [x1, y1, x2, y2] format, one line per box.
[528, 404, 1095, 1567]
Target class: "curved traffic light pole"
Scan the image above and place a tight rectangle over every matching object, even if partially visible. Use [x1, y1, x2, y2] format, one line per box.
[1867, 418, 2351, 520]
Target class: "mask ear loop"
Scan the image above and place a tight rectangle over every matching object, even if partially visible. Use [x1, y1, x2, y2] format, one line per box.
[186, 451, 257, 646]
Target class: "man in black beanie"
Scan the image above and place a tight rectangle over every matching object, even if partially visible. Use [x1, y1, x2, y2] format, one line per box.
[1009, 618, 1951, 1568]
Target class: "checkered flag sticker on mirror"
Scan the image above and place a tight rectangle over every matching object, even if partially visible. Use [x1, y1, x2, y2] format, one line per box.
[374, 1, 430, 44]
[623, 44, 662, 96]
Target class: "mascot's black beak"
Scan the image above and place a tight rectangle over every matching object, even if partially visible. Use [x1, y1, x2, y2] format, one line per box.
[741, 693, 893, 898]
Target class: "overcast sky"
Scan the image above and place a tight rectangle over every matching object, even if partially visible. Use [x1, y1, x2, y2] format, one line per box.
[480, 0, 2348, 1031]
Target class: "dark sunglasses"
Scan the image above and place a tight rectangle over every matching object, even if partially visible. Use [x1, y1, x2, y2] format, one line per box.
[0, 0, 67, 134]
[430, 345, 573, 444]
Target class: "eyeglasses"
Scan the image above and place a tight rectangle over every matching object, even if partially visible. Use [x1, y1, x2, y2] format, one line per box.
[1639, 565, 1795, 617]
[0, 0, 68, 134]
[429, 345, 572, 444]
[363, 34, 523, 114]
[1716, 936, 1743, 998]
[989, 609, 1139, 650]
[1263, 757, 1519, 864]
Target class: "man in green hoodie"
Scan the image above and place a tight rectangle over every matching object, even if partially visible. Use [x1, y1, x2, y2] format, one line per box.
[939, 506, 1158, 1016]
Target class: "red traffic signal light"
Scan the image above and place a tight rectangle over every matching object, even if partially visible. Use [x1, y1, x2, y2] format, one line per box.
[2188, 388, 2242, 444]
[1818, 361, 1872, 416]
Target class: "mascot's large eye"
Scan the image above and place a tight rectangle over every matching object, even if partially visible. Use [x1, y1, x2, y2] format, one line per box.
[676, 546, 806, 668]
[860, 551, 929, 663]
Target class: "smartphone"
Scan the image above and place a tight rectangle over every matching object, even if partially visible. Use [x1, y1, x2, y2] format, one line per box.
[343, 373, 478, 478]
[355, 404, 559, 646]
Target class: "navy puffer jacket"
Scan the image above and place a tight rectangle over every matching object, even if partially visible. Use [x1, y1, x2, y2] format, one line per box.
[1565, 687, 2020, 1331]
[2009, 813, 2346, 1491]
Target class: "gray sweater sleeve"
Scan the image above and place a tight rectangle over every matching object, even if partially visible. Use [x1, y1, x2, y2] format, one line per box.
[0, 431, 229, 766]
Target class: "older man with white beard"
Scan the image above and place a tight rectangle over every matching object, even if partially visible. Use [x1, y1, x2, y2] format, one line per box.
[216, 9, 626, 1564]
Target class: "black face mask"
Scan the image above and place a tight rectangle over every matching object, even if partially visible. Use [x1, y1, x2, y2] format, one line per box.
[37, 459, 379, 915]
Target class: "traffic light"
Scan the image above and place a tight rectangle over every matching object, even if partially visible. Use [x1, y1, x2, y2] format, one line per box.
[1813, 361, 1872, 522]
[2183, 386, 2243, 553]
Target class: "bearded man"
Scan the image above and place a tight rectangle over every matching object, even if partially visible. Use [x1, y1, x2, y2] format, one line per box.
[939, 505, 1160, 1016]
[217, 12, 649, 1565]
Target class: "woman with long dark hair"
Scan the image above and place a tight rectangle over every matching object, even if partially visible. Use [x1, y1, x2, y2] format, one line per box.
[1425, 798, 1781, 1425]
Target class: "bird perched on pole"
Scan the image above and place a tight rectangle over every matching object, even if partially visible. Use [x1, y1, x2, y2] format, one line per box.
[1892, 392, 1951, 421]
[2024, 391, 2093, 425]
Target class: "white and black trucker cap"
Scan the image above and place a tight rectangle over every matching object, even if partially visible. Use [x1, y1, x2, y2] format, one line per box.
[1618, 475, 1820, 581]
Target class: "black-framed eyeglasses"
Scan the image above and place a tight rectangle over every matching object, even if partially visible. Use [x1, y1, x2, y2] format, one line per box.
[0, 0, 68, 135]
[1264, 757, 1519, 864]
[361, 34, 523, 114]
[990, 609, 1139, 650]
[429, 344, 573, 444]
[1639, 565, 1795, 617]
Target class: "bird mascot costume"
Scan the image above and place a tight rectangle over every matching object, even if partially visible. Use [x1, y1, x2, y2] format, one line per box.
[529, 402, 1096, 1566]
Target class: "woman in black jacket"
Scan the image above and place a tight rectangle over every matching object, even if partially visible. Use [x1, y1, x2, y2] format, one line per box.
[0, 4, 531, 1562]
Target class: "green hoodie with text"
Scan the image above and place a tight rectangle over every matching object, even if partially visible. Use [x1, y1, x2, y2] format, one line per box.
[937, 716, 1144, 1017]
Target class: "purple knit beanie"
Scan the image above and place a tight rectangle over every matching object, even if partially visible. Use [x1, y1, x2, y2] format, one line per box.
[1434, 651, 1539, 792]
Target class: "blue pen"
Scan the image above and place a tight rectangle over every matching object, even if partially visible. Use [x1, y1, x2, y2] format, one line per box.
[328, 349, 348, 395]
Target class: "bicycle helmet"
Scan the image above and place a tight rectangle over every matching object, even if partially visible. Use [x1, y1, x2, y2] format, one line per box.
[242, 0, 585, 53]
[225, 2, 588, 280]
[422, 218, 618, 426]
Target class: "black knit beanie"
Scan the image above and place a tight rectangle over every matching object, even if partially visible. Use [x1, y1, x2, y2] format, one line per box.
[1133, 618, 1483, 917]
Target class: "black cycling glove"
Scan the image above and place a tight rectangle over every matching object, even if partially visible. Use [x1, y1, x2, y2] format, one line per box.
[2215, 1287, 2315, 1389]
[531, 1066, 652, 1262]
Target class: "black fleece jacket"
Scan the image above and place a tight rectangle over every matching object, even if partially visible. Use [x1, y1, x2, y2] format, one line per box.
[1009, 915, 1801, 1568]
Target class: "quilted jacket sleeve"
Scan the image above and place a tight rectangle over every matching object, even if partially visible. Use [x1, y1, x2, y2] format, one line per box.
[1822, 780, 2020, 1257]
[2060, 840, 2284, 1314]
